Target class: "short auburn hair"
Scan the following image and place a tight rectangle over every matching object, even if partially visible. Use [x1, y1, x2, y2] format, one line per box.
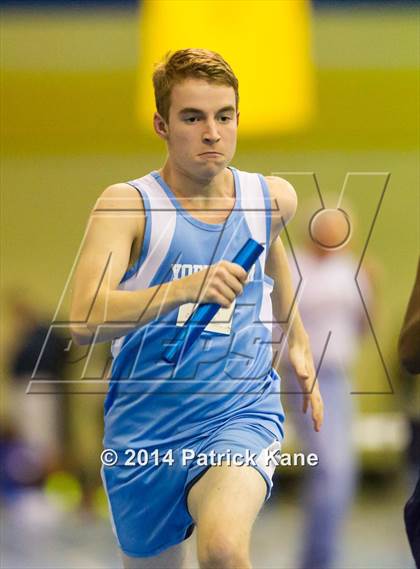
[152, 48, 239, 122]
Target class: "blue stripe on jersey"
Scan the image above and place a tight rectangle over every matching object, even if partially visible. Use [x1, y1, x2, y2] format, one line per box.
[257, 173, 272, 248]
[120, 183, 152, 283]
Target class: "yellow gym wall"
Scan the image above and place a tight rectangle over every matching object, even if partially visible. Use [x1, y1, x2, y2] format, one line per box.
[137, 0, 315, 135]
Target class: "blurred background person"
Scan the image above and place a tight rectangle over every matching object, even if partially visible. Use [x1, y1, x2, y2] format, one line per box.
[276, 207, 376, 569]
[4, 290, 69, 470]
[398, 258, 420, 568]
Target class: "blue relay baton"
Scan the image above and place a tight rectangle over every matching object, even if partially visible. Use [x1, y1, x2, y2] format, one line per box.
[163, 238, 264, 364]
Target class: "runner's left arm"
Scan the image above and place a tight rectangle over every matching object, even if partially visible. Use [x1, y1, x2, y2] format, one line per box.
[264, 176, 324, 432]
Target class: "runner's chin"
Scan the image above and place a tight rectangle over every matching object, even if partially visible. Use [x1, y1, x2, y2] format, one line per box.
[196, 154, 226, 174]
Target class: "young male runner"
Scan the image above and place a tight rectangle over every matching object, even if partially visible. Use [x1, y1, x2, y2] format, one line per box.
[70, 49, 323, 569]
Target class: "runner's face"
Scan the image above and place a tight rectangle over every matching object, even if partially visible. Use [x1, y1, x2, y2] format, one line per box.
[161, 78, 238, 179]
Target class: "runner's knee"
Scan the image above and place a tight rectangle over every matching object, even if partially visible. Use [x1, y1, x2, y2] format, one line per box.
[198, 534, 250, 569]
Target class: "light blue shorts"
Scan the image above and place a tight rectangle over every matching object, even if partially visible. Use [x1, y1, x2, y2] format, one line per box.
[101, 419, 282, 558]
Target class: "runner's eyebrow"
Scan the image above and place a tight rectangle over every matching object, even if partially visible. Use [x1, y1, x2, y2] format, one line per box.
[216, 106, 236, 114]
[178, 108, 203, 115]
[179, 106, 236, 116]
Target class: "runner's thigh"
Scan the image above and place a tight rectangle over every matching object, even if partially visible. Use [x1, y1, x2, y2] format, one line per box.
[187, 463, 266, 542]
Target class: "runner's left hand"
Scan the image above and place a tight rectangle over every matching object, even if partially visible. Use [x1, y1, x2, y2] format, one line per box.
[288, 337, 324, 432]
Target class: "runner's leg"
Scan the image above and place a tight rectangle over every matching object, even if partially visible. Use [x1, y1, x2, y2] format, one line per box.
[187, 463, 266, 569]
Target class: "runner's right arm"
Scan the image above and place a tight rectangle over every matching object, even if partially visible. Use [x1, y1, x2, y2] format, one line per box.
[69, 184, 246, 345]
